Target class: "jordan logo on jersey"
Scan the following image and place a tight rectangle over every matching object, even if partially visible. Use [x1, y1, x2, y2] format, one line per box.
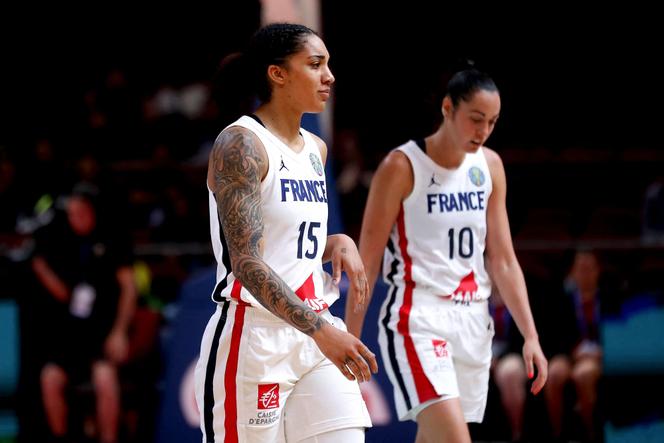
[279, 156, 289, 171]
[257, 383, 280, 409]
[432, 339, 449, 358]
[428, 173, 440, 187]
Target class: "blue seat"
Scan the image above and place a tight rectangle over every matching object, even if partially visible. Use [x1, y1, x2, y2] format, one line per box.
[0, 300, 19, 439]
[602, 295, 664, 375]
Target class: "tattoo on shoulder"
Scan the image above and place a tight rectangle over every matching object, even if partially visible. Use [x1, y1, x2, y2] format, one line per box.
[212, 127, 323, 335]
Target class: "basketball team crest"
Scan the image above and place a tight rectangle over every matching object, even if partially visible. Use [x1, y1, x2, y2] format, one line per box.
[309, 153, 324, 176]
[468, 166, 485, 186]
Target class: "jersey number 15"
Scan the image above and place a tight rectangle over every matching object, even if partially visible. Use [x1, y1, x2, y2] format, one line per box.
[297, 221, 321, 259]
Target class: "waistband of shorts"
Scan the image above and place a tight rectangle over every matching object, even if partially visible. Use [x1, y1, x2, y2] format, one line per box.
[218, 300, 334, 325]
[410, 288, 490, 314]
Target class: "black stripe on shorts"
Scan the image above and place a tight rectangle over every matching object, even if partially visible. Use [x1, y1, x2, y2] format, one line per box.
[381, 284, 412, 411]
[203, 299, 231, 442]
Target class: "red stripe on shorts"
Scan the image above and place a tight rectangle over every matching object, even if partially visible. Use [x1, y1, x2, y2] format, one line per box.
[223, 303, 246, 442]
[396, 205, 438, 404]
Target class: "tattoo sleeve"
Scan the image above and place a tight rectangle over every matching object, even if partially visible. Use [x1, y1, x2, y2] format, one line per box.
[211, 127, 324, 335]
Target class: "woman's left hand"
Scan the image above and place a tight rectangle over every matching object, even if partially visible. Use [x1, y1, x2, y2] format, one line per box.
[523, 337, 548, 395]
[329, 235, 369, 312]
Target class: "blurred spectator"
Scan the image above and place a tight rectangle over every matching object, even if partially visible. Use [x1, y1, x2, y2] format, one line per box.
[542, 250, 603, 442]
[31, 191, 137, 443]
[120, 261, 164, 443]
[491, 290, 527, 442]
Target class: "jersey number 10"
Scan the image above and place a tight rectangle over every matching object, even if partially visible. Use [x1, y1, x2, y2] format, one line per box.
[448, 227, 474, 259]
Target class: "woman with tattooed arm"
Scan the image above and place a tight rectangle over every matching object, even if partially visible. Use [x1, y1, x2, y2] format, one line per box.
[194, 23, 377, 443]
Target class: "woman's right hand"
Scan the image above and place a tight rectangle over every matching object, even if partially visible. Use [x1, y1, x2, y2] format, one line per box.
[312, 321, 378, 382]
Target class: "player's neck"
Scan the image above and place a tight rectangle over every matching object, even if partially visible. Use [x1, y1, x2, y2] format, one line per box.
[254, 103, 303, 151]
[426, 127, 465, 169]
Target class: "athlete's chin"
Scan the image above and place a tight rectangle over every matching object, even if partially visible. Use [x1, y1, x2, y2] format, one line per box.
[306, 103, 327, 114]
[466, 142, 482, 153]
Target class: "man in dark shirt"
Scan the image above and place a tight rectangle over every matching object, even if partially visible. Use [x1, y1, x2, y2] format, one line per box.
[32, 191, 136, 443]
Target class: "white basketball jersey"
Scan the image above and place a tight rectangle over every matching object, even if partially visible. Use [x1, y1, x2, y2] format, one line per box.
[208, 115, 337, 312]
[382, 140, 493, 302]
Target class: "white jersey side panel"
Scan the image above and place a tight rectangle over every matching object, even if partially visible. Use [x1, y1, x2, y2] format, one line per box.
[208, 115, 338, 312]
[382, 140, 493, 302]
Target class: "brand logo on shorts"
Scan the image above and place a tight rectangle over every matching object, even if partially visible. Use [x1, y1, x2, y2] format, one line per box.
[257, 383, 280, 410]
[432, 339, 449, 358]
[310, 153, 324, 176]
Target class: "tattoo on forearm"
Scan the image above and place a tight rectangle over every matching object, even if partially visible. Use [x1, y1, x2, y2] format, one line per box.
[211, 128, 324, 335]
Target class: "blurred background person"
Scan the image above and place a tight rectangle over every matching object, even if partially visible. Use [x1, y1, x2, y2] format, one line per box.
[491, 290, 527, 442]
[542, 250, 603, 442]
[31, 190, 136, 443]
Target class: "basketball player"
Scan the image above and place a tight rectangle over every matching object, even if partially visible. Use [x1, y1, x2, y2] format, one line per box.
[194, 23, 377, 443]
[346, 68, 548, 442]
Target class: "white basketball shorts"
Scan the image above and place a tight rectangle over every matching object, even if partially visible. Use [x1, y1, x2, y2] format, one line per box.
[195, 300, 371, 442]
[378, 285, 494, 422]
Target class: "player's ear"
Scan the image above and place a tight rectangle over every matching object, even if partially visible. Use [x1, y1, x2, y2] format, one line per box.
[442, 96, 453, 119]
[267, 64, 287, 87]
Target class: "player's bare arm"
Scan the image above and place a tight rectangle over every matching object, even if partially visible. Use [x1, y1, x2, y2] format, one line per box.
[345, 150, 413, 338]
[485, 147, 548, 394]
[210, 126, 325, 335]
